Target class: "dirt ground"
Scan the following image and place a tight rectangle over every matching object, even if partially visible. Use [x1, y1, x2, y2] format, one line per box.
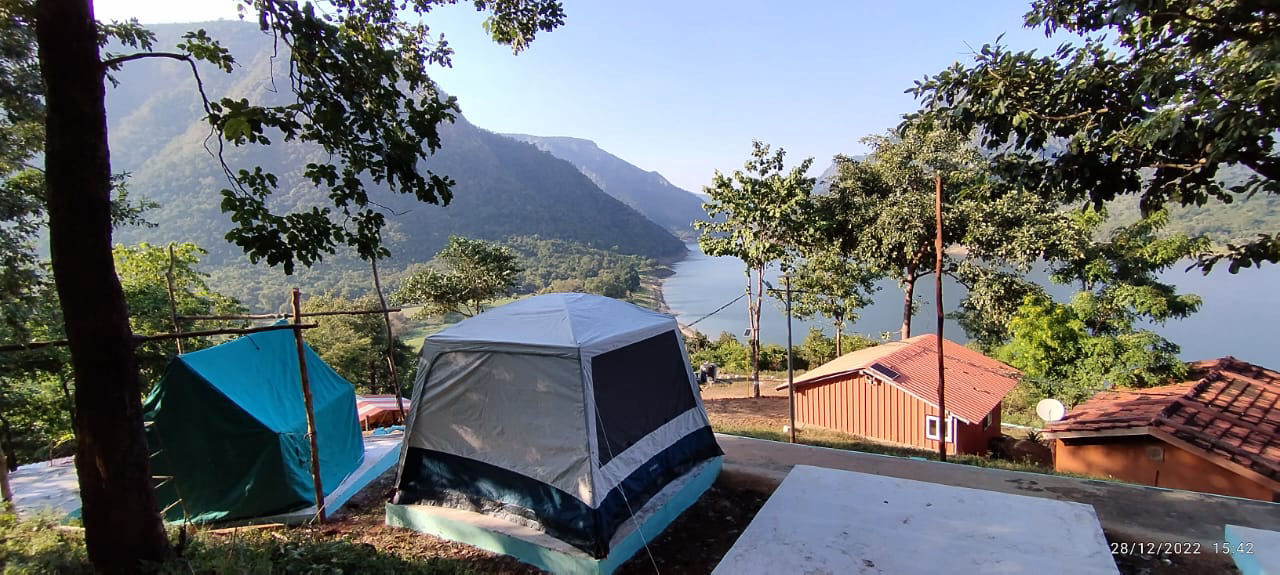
[307, 469, 771, 575]
[291, 381, 1238, 574]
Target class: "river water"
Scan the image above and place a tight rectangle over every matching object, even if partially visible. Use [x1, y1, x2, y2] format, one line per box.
[662, 243, 1279, 366]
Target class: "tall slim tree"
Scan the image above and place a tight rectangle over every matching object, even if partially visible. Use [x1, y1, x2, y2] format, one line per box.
[909, 0, 1280, 272]
[788, 247, 878, 356]
[696, 141, 813, 397]
[820, 122, 1077, 341]
[28, 1, 563, 570]
[394, 236, 523, 318]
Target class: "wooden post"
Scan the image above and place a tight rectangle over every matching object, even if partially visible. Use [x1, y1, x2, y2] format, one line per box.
[291, 288, 326, 523]
[370, 259, 405, 420]
[784, 275, 796, 444]
[935, 173, 948, 463]
[0, 447, 11, 509]
[166, 244, 183, 354]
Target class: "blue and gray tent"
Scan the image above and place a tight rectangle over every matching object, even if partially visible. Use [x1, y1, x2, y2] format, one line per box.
[391, 293, 722, 558]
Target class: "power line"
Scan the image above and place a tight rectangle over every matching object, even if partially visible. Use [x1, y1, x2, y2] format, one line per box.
[685, 293, 747, 328]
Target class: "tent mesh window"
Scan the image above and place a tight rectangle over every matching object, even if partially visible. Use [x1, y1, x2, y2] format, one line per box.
[591, 331, 697, 465]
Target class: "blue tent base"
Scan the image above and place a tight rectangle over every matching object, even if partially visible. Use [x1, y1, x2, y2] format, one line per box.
[386, 456, 721, 575]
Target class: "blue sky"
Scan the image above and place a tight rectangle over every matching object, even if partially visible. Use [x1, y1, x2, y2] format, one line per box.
[96, 1, 1066, 191]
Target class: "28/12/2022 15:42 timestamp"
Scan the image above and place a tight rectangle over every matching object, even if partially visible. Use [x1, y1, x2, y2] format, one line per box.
[1110, 541, 1255, 556]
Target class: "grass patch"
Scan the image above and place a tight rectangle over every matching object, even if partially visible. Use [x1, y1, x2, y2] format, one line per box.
[712, 423, 1074, 476]
[0, 514, 477, 575]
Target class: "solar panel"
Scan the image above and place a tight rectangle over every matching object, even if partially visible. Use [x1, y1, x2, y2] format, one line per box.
[866, 362, 901, 381]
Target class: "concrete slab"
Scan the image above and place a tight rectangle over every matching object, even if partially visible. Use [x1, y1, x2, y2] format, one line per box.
[8, 433, 402, 525]
[717, 433, 1280, 546]
[10, 457, 79, 518]
[1225, 524, 1278, 575]
[387, 456, 721, 575]
[713, 465, 1117, 575]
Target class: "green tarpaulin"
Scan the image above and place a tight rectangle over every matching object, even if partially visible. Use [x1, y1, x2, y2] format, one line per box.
[143, 327, 364, 523]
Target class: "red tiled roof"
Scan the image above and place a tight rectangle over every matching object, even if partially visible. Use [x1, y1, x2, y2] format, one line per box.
[356, 394, 410, 426]
[1046, 357, 1280, 482]
[781, 335, 1022, 423]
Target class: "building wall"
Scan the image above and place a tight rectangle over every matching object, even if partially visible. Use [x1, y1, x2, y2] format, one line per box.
[1054, 436, 1278, 502]
[794, 374, 1001, 456]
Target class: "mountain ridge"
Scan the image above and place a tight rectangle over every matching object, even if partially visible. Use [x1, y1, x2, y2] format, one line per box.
[504, 133, 707, 239]
[99, 21, 686, 305]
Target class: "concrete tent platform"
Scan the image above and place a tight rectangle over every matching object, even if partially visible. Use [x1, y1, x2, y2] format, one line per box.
[9, 432, 402, 525]
[10, 457, 79, 518]
[386, 456, 721, 575]
[713, 465, 1118, 575]
[1225, 524, 1278, 575]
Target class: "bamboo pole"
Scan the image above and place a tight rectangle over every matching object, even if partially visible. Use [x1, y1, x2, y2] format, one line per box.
[291, 288, 326, 523]
[935, 173, 948, 463]
[177, 308, 401, 321]
[0, 323, 317, 353]
[784, 275, 796, 444]
[370, 259, 405, 420]
[165, 243, 183, 354]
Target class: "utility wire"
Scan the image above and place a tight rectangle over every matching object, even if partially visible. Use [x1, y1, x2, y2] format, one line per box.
[685, 293, 747, 328]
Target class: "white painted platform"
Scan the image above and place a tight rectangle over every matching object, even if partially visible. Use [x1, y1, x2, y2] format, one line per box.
[1225, 524, 1279, 575]
[8, 432, 402, 525]
[713, 465, 1118, 575]
[10, 457, 79, 518]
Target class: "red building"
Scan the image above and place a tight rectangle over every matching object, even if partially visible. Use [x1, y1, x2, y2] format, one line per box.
[1045, 357, 1280, 502]
[779, 335, 1021, 455]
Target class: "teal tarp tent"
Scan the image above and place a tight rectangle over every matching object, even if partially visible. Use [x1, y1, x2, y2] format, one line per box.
[143, 327, 364, 523]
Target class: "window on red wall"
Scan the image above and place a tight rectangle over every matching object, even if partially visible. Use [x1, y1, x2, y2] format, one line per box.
[925, 415, 955, 443]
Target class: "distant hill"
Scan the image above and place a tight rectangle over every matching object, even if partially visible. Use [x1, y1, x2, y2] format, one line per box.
[505, 134, 707, 239]
[103, 22, 686, 306]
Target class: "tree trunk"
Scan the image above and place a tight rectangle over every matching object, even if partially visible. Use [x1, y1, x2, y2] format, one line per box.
[900, 273, 917, 340]
[835, 323, 843, 356]
[750, 264, 763, 398]
[35, 0, 172, 570]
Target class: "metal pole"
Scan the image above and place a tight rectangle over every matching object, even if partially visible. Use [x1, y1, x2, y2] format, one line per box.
[935, 173, 947, 463]
[785, 275, 796, 444]
[291, 288, 327, 522]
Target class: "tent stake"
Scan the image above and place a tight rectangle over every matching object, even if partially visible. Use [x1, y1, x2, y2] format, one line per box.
[291, 288, 326, 523]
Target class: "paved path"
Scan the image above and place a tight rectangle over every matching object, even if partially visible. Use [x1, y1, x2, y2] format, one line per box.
[716, 433, 1280, 546]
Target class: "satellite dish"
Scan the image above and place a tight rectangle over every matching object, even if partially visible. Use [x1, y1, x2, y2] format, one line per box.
[1036, 398, 1066, 422]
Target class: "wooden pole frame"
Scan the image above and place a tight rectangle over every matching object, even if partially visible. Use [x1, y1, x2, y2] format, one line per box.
[290, 288, 327, 523]
[370, 259, 405, 420]
[165, 243, 183, 355]
[935, 173, 948, 463]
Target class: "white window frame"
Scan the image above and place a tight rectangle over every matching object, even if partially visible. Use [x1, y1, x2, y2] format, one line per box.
[982, 413, 993, 430]
[925, 415, 956, 443]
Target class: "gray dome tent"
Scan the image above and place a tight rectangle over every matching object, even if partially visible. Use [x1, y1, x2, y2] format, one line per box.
[389, 293, 722, 560]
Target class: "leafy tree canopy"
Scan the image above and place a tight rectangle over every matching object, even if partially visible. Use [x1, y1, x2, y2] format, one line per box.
[819, 121, 1080, 342]
[302, 293, 414, 396]
[909, 0, 1280, 272]
[393, 236, 522, 318]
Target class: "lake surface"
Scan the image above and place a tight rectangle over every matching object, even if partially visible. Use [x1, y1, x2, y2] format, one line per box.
[662, 243, 1279, 367]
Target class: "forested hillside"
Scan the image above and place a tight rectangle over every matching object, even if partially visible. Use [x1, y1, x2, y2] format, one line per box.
[102, 21, 685, 307]
[506, 134, 707, 238]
